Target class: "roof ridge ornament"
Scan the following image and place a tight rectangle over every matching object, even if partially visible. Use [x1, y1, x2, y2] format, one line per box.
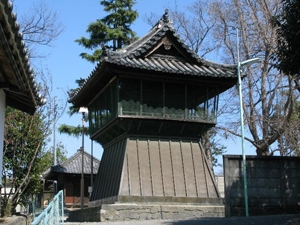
[162, 9, 170, 23]
[100, 43, 111, 59]
[157, 9, 172, 29]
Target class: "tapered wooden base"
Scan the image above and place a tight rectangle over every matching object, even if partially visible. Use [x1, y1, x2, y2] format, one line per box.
[90, 136, 220, 206]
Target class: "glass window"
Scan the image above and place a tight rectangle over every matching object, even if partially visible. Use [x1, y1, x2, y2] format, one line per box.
[120, 79, 141, 116]
[164, 83, 185, 119]
[141, 80, 163, 117]
[88, 80, 118, 136]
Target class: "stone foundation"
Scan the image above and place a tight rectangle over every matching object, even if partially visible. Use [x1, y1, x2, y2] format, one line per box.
[89, 195, 224, 207]
[68, 203, 225, 222]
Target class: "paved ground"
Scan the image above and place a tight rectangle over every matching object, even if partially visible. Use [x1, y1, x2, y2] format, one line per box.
[64, 214, 300, 225]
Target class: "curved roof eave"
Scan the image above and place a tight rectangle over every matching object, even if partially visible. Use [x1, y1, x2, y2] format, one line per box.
[0, 0, 45, 114]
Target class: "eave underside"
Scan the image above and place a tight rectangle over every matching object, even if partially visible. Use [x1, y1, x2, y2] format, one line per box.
[71, 63, 237, 108]
[0, 0, 40, 114]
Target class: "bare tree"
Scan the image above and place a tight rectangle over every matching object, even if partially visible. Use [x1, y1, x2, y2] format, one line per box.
[0, 0, 65, 215]
[144, 0, 300, 156]
[207, 0, 299, 156]
[13, 0, 66, 126]
[170, 1, 218, 57]
[2, 63, 68, 216]
[14, 0, 64, 59]
[144, 1, 217, 57]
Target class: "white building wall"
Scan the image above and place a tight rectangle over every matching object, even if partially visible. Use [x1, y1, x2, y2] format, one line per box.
[0, 90, 5, 187]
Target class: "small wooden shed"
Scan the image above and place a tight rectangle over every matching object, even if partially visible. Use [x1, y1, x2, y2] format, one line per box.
[43, 149, 100, 208]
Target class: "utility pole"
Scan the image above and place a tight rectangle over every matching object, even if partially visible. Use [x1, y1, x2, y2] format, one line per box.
[53, 96, 57, 165]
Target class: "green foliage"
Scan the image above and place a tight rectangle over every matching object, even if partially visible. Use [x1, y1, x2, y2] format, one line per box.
[1, 0, 66, 217]
[58, 124, 89, 138]
[274, 0, 300, 76]
[2, 107, 48, 215]
[201, 128, 226, 168]
[61, 78, 90, 138]
[67, 78, 86, 116]
[1, 199, 12, 217]
[75, 0, 138, 62]
[39, 142, 68, 168]
[275, 99, 300, 156]
[2, 107, 67, 216]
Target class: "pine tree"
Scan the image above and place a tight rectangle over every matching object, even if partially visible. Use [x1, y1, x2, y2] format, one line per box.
[76, 0, 138, 63]
[59, 78, 90, 137]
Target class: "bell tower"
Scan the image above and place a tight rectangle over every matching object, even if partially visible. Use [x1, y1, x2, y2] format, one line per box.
[70, 10, 237, 209]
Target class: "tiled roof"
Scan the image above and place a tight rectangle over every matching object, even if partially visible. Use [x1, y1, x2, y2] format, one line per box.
[106, 55, 234, 78]
[0, 0, 45, 114]
[69, 9, 237, 105]
[45, 149, 100, 176]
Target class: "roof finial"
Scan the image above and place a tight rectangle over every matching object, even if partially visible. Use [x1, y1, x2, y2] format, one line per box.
[157, 9, 172, 29]
[100, 43, 111, 59]
[162, 9, 170, 23]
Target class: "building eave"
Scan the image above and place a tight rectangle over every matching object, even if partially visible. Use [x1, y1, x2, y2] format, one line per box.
[0, 0, 44, 114]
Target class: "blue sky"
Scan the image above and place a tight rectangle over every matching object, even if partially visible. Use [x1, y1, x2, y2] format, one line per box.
[12, 0, 247, 170]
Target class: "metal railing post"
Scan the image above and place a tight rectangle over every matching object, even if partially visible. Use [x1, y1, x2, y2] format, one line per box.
[31, 190, 64, 225]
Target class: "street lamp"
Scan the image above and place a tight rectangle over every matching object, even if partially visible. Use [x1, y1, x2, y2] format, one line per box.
[236, 28, 260, 217]
[79, 107, 88, 209]
[88, 140, 94, 198]
[53, 96, 57, 166]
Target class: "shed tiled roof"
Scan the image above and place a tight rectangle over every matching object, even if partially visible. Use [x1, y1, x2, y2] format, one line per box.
[70, 9, 237, 105]
[0, 0, 45, 114]
[45, 149, 100, 176]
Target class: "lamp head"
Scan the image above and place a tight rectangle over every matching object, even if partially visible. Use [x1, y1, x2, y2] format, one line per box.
[79, 107, 88, 114]
[240, 58, 260, 67]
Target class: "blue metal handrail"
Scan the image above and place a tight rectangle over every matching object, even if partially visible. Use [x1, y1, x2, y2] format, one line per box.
[31, 190, 64, 225]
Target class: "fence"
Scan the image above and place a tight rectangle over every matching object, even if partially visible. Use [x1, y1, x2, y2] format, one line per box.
[31, 190, 64, 225]
[224, 155, 300, 217]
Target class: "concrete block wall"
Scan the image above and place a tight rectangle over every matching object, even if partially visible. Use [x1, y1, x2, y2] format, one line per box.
[68, 206, 101, 222]
[223, 155, 300, 217]
[215, 176, 224, 198]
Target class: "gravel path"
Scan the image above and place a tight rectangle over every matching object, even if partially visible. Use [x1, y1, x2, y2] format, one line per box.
[63, 214, 300, 225]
